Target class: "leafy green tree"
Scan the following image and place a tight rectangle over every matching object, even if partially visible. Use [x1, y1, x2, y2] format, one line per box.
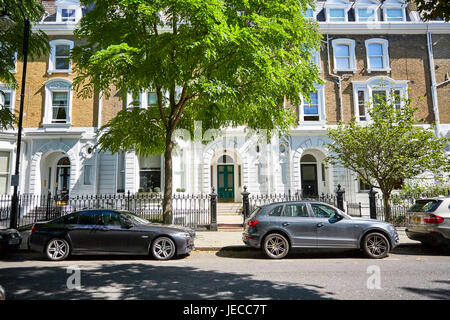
[0, 0, 49, 128]
[327, 92, 449, 221]
[409, 0, 450, 22]
[73, 0, 322, 224]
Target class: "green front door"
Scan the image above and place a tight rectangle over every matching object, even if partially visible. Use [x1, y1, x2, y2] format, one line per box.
[217, 165, 234, 200]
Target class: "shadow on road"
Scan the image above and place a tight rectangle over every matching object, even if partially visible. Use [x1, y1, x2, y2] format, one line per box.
[401, 280, 450, 299]
[0, 256, 333, 300]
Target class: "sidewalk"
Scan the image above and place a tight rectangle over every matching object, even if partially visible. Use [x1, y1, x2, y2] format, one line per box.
[193, 227, 421, 251]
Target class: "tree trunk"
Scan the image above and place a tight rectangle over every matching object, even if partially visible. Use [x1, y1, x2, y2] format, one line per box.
[162, 134, 174, 224]
[382, 192, 392, 222]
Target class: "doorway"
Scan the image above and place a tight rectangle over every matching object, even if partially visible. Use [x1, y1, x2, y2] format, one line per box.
[301, 154, 318, 198]
[55, 157, 70, 202]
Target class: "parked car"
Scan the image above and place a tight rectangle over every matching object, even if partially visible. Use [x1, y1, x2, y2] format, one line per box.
[405, 197, 450, 247]
[243, 201, 399, 259]
[29, 209, 196, 261]
[0, 226, 22, 255]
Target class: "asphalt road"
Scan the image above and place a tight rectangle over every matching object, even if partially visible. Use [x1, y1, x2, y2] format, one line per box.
[0, 245, 449, 300]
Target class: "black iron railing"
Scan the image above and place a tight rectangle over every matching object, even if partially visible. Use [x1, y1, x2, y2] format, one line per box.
[0, 192, 211, 230]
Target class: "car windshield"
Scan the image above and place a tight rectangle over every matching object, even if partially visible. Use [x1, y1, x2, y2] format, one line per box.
[120, 212, 152, 225]
[408, 200, 442, 213]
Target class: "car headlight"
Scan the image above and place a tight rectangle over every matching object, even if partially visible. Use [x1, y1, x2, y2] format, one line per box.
[177, 232, 192, 238]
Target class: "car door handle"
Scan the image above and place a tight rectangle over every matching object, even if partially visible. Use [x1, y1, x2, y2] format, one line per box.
[317, 223, 324, 228]
[282, 223, 290, 227]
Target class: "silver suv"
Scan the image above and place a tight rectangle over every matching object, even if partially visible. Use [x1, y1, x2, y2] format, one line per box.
[243, 201, 399, 259]
[406, 197, 450, 246]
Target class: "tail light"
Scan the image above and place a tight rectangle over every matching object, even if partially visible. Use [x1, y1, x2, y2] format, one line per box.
[424, 214, 444, 224]
[247, 220, 259, 228]
[31, 225, 36, 233]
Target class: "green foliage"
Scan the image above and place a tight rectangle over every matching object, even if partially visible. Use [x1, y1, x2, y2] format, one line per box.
[327, 90, 449, 219]
[0, 0, 49, 87]
[399, 178, 450, 198]
[409, 0, 450, 22]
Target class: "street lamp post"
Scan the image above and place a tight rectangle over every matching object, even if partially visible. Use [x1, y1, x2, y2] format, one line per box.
[1, 4, 30, 229]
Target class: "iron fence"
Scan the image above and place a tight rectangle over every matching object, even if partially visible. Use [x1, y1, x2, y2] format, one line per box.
[0, 192, 211, 230]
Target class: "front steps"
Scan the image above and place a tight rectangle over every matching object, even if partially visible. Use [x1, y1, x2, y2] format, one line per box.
[217, 202, 244, 230]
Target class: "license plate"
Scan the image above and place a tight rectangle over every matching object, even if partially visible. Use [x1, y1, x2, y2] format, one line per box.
[412, 216, 422, 224]
[8, 238, 20, 245]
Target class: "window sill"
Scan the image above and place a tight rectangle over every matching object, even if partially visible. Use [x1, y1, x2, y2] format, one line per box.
[42, 123, 71, 129]
[333, 68, 357, 73]
[47, 69, 72, 75]
[368, 68, 391, 73]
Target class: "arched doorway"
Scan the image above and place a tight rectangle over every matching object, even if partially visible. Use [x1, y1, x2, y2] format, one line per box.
[300, 154, 318, 198]
[217, 154, 234, 201]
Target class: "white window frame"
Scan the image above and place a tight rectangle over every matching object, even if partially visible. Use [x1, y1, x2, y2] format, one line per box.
[0, 84, 15, 114]
[0, 151, 11, 195]
[353, 0, 381, 22]
[43, 78, 73, 127]
[55, 0, 82, 23]
[365, 38, 390, 73]
[382, 0, 407, 22]
[331, 39, 357, 73]
[48, 39, 74, 75]
[352, 76, 408, 122]
[324, 0, 351, 22]
[299, 83, 326, 124]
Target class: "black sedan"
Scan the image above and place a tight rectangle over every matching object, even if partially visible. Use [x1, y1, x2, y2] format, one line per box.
[29, 209, 196, 261]
[0, 227, 22, 256]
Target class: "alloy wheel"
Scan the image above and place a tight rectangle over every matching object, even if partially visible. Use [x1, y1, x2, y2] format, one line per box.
[264, 234, 289, 259]
[152, 237, 176, 260]
[46, 239, 70, 261]
[364, 233, 389, 259]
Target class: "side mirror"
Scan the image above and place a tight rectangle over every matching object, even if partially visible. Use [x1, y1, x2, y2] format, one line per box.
[328, 215, 342, 224]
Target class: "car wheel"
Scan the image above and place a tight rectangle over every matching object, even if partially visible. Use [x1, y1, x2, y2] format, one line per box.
[362, 232, 390, 259]
[151, 237, 176, 260]
[263, 233, 290, 259]
[45, 238, 70, 261]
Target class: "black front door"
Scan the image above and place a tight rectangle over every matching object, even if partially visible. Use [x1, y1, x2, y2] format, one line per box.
[301, 164, 318, 198]
[217, 165, 234, 200]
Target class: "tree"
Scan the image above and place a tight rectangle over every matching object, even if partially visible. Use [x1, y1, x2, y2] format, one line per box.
[327, 92, 449, 221]
[409, 0, 450, 22]
[0, 0, 49, 128]
[72, 0, 322, 224]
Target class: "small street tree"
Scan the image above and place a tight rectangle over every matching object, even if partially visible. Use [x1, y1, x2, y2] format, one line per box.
[327, 92, 449, 221]
[72, 0, 322, 224]
[0, 0, 49, 129]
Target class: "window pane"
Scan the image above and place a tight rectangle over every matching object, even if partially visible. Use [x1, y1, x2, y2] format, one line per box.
[55, 58, 69, 70]
[62, 9, 76, 21]
[311, 204, 338, 218]
[336, 57, 350, 69]
[148, 92, 158, 106]
[84, 165, 92, 185]
[268, 205, 283, 217]
[305, 8, 314, 18]
[55, 45, 70, 57]
[369, 57, 384, 69]
[283, 204, 309, 217]
[139, 169, 161, 192]
[52, 107, 67, 121]
[373, 90, 387, 105]
[1, 92, 11, 108]
[0, 152, 9, 173]
[335, 44, 349, 57]
[359, 8, 375, 19]
[52, 92, 68, 106]
[0, 175, 7, 194]
[304, 92, 319, 115]
[78, 211, 102, 225]
[368, 43, 383, 56]
[386, 8, 403, 21]
[102, 212, 124, 226]
[358, 90, 366, 121]
[330, 9, 345, 20]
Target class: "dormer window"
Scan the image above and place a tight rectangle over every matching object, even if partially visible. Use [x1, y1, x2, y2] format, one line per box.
[381, 0, 407, 22]
[55, 0, 82, 23]
[385, 8, 403, 21]
[61, 8, 76, 22]
[305, 8, 315, 19]
[353, 0, 380, 22]
[324, 0, 351, 22]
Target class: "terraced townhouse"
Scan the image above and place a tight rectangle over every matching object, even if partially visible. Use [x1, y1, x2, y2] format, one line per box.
[0, 0, 449, 215]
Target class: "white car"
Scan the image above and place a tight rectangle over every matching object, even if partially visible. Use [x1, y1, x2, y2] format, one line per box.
[405, 197, 450, 246]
